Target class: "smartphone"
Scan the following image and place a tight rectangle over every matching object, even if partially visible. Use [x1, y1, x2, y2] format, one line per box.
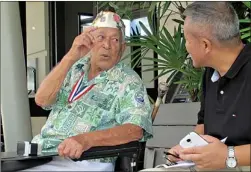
[179, 132, 208, 148]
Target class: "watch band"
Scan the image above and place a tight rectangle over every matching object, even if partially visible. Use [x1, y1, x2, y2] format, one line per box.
[228, 146, 235, 158]
[226, 146, 237, 168]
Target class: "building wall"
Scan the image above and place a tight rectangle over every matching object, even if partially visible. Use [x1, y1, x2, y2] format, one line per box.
[26, 2, 50, 86]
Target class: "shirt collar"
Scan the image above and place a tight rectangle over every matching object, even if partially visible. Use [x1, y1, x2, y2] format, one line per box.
[77, 57, 123, 84]
[224, 43, 251, 79]
[211, 70, 220, 82]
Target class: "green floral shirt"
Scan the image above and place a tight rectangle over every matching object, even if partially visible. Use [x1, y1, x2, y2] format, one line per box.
[32, 57, 153, 163]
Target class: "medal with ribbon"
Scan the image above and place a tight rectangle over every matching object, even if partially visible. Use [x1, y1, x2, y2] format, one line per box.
[68, 73, 95, 103]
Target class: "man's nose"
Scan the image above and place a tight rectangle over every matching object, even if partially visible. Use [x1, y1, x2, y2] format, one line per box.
[103, 39, 111, 49]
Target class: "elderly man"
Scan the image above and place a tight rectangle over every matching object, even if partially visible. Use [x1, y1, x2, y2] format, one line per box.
[142, 2, 250, 172]
[25, 11, 153, 171]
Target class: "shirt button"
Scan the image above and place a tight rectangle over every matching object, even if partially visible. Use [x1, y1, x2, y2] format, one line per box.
[220, 90, 224, 95]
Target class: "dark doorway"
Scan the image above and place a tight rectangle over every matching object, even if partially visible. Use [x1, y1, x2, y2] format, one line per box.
[48, 2, 95, 68]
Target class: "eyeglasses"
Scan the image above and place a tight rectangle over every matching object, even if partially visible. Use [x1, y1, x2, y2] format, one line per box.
[163, 151, 197, 172]
[163, 151, 180, 159]
[163, 151, 179, 165]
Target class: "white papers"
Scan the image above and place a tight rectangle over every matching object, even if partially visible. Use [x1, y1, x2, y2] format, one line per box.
[155, 137, 227, 169]
[155, 161, 195, 169]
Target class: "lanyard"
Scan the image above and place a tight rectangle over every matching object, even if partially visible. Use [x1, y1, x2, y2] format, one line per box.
[68, 73, 95, 103]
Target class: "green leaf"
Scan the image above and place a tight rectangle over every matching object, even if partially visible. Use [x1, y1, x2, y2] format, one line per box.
[139, 21, 153, 37]
[142, 67, 168, 72]
[131, 48, 149, 68]
[140, 63, 167, 67]
[166, 71, 180, 85]
[239, 19, 251, 23]
[160, 2, 171, 18]
[150, 69, 175, 82]
[175, 80, 190, 85]
[174, 25, 182, 51]
[142, 57, 169, 64]
[149, 2, 158, 12]
[243, 1, 251, 8]
[109, 2, 119, 10]
[163, 27, 176, 49]
[159, 31, 176, 52]
[241, 32, 251, 39]
[240, 27, 251, 33]
[157, 2, 161, 22]
[121, 47, 147, 61]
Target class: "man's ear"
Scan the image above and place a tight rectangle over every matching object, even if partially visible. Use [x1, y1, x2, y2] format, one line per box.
[201, 38, 212, 54]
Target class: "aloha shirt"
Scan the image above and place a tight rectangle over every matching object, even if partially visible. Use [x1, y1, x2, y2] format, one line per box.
[32, 57, 153, 163]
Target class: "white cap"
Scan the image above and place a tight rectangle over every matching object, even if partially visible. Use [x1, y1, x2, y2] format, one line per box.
[92, 11, 125, 39]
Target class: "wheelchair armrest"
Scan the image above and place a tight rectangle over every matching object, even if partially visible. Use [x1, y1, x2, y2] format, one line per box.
[75, 141, 143, 161]
[1, 141, 144, 172]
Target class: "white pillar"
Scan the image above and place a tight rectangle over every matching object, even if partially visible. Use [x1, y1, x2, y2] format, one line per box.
[1, 2, 32, 152]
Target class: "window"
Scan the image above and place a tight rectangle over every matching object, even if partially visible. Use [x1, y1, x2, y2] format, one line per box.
[78, 13, 94, 34]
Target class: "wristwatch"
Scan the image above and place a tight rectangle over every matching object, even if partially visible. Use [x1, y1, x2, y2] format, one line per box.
[226, 146, 237, 168]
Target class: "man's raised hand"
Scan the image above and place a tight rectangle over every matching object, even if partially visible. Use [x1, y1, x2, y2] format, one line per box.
[65, 26, 97, 62]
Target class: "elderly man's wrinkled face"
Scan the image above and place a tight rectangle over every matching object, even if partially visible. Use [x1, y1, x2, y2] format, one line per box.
[184, 17, 211, 68]
[90, 27, 125, 71]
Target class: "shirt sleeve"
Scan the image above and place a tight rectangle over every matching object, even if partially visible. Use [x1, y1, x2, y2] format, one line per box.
[41, 64, 74, 111]
[197, 68, 209, 125]
[115, 79, 153, 142]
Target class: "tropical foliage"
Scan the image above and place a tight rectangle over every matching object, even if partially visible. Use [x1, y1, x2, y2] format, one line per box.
[239, 1, 251, 43]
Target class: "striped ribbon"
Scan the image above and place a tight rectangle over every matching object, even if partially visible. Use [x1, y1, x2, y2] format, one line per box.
[68, 73, 95, 103]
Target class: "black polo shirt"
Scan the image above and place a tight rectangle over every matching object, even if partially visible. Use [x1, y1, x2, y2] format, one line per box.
[198, 43, 251, 146]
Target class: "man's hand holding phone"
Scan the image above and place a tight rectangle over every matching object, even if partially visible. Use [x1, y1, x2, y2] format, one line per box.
[178, 133, 228, 170]
[179, 132, 209, 148]
[167, 132, 208, 163]
[167, 132, 228, 170]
